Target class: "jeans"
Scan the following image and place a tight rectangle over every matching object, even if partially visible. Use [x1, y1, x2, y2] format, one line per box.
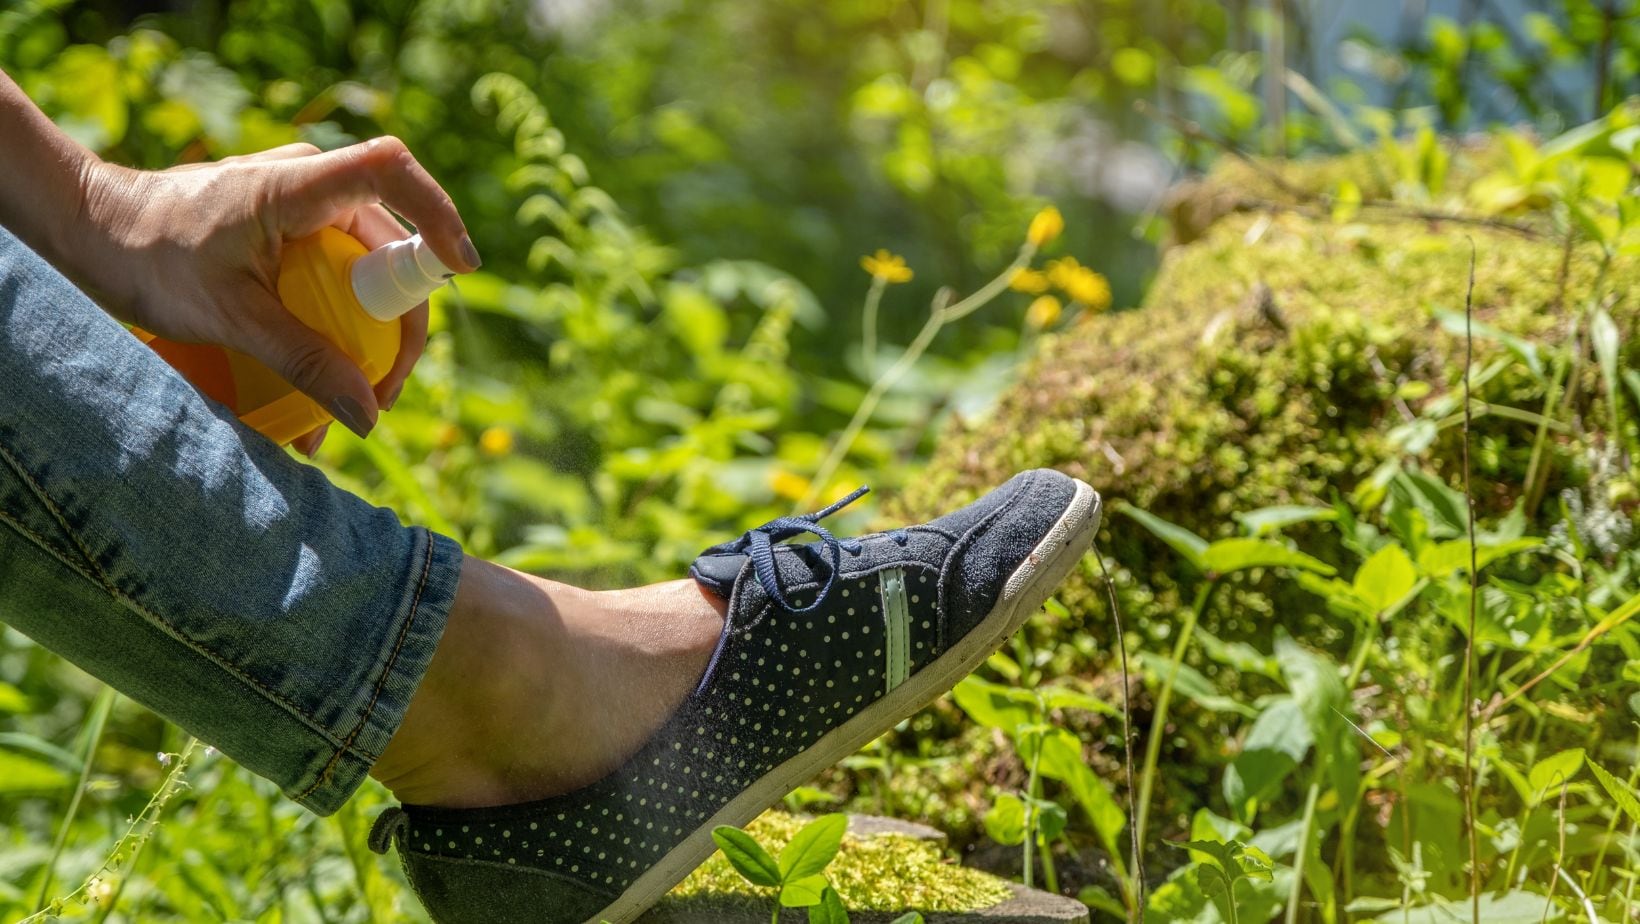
[0, 223, 463, 815]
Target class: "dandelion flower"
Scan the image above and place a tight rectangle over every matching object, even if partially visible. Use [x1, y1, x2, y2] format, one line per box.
[1027, 206, 1064, 246]
[1009, 268, 1050, 294]
[1026, 295, 1063, 329]
[479, 426, 515, 457]
[770, 468, 813, 502]
[1047, 257, 1111, 311]
[860, 249, 913, 284]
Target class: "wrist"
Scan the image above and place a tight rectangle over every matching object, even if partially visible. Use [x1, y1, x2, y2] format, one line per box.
[59, 159, 148, 312]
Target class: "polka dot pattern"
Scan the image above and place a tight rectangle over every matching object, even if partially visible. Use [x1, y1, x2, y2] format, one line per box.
[399, 545, 949, 897]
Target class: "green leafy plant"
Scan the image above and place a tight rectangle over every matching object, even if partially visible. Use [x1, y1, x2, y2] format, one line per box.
[711, 814, 853, 924]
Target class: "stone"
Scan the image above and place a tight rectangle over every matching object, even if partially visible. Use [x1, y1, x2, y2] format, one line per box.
[643, 813, 1088, 924]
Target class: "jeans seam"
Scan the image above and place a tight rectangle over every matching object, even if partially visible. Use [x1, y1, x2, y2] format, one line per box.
[0, 507, 104, 588]
[0, 437, 363, 760]
[296, 531, 436, 800]
[0, 441, 110, 585]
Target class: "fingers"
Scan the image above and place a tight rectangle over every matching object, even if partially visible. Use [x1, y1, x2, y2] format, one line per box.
[291, 424, 329, 458]
[236, 287, 380, 439]
[271, 136, 480, 274]
[376, 302, 428, 410]
[347, 202, 410, 249]
[227, 142, 323, 164]
[346, 203, 425, 410]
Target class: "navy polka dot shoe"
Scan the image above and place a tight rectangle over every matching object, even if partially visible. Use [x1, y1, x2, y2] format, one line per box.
[368, 469, 1100, 924]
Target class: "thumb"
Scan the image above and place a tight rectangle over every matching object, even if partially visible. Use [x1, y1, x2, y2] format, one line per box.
[242, 290, 380, 439]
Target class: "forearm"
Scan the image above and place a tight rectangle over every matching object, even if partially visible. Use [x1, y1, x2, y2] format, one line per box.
[0, 68, 102, 275]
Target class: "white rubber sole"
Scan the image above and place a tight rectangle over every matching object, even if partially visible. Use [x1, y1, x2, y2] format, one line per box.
[584, 479, 1102, 924]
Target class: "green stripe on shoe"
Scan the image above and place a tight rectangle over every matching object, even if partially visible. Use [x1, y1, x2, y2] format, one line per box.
[879, 567, 911, 691]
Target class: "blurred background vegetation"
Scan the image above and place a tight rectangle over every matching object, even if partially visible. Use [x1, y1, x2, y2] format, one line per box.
[6, 0, 1640, 921]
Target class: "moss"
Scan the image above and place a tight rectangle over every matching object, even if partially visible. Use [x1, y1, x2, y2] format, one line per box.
[883, 146, 1640, 845]
[658, 811, 1011, 916]
[905, 157, 1640, 620]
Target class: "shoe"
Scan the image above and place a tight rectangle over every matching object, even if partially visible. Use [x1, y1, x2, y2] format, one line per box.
[368, 468, 1101, 924]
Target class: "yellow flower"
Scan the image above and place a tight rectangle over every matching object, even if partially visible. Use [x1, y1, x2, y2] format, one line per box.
[860, 249, 914, 284]
[1027, 205, 1064, 247]
[1026, 295, 1063, 329]
[1009, 268, 1050, 294]
[1047, 257, 1112, 311]
[770, 468, 813, 502]
[479, 426, 514, 457]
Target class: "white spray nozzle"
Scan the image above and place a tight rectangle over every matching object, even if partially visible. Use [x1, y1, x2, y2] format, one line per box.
[350, 234, 454, 322]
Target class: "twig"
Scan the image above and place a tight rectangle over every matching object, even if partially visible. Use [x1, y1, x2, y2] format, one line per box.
[1460, 238, 1481, 924]
[1095, 544, 1145, 920]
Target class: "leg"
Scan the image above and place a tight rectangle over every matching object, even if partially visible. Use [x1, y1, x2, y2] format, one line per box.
[0, 222, 459, 815]
[0, 221, 726, 814]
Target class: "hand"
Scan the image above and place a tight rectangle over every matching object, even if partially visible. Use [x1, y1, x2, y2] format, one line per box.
[69, 137, 481, 451]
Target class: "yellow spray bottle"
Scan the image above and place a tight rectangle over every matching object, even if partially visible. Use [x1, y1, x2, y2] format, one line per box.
[138, 227, 452, 445]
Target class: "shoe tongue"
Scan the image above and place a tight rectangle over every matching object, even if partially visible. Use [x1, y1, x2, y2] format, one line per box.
[689, 553, 746, 600]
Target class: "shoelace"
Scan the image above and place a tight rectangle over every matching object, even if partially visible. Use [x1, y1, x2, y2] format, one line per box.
[714, 485, 907, 613]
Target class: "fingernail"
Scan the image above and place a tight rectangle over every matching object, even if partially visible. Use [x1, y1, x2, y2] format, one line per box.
[459, 235, 482, 270]
[385, 383, 404, 411]
[329, 395, 374, 438]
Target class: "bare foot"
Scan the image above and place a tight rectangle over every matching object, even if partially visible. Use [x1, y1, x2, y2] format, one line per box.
[371, 559, 727, 808]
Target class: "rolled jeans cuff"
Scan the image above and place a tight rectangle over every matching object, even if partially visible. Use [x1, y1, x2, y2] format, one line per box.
[0, 222, 464, 816]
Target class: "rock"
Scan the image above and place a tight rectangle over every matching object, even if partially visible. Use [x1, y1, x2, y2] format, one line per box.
[846, 814, 948, 844]
[644, 813, 1088, 924]
[643, 882, 1087, 924]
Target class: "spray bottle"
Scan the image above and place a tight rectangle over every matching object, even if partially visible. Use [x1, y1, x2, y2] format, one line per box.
[138, 227, 452, 445]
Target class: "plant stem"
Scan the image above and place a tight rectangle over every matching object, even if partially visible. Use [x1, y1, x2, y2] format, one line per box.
[1286, 779, 1321, 924]
[1459, 240, 1480, 924]
[1134, 580, 1215, 861]
[1023, 731, 1044, 891]
[35, 686, 114, 913]
[860, 276, 885, 375]
[799, 245, 1033, 511]
[1093, 544, 1144, 920]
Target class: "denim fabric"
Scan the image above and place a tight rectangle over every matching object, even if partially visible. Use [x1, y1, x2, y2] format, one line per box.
[0, 223, 462, 815]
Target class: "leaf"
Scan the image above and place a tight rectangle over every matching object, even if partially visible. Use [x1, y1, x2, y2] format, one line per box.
[1527, 747, 1585, 796]
[1589, 760, 1640, 828]
[889, 915, 924, 924]
[1416, 538, 1541, 577]
[950, 675, 1037, 733]
[1352, 543, 1418, 613]
[778, 813, 847, 881]
[1593, 305, 1622, 421]
[808, 887, 851, 924]
[1274, 633, 1345, 742]
[1225, 698, 1312, 819]
[0, 750, 72, 793]
[984, 793, 1027, 846]
[1031, 797, 1070, 840]
[1234, 505, 1339, 537]
[711, 825, 782, 888]
[0, 682, 31, 713]
[1370, 890, 1563, 923]
[1033, 727, 1126, 847]
[1391, 470, 1468, 538]
[1201, 538, 1336, 576]
[1116, 503, 1207, 572]
[780, 874, 830, 908]
[1038, 685, 1118, 717]
[1139, 653, 1258, 717]
[1436, 310, 1544, 381]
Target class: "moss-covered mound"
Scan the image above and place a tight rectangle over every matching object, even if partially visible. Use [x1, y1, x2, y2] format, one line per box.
[902, 154, 1640, 615]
